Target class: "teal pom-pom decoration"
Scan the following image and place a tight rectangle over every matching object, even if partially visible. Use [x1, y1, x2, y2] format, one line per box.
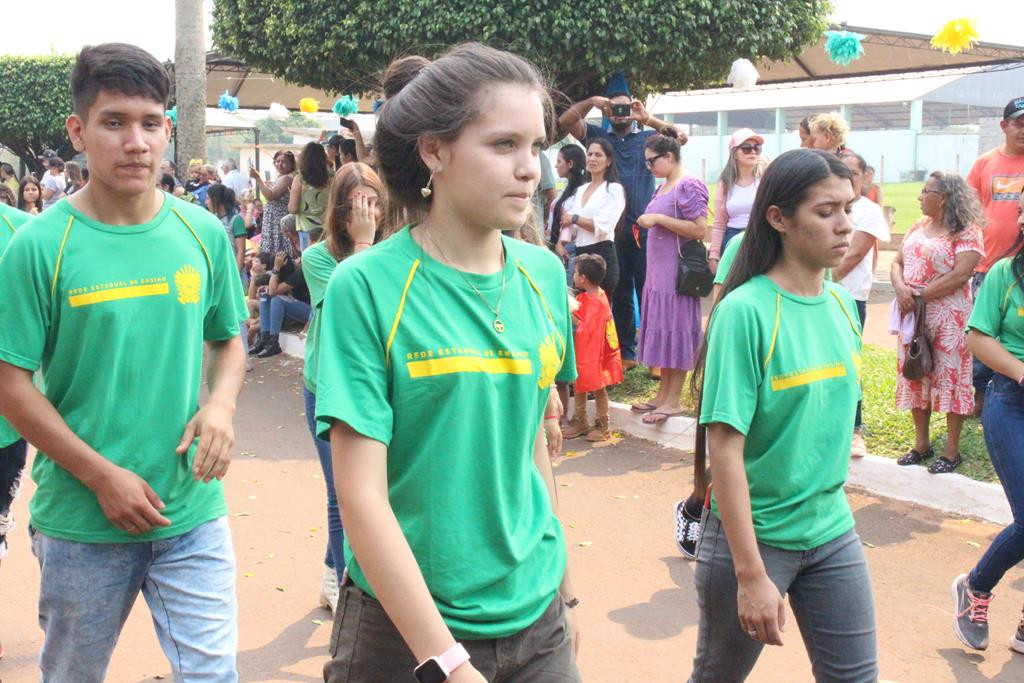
[825, 30, 865, 66]
[218, 91, 240, 112]
[165, 106, 177, 127]
[332, 95, 358, 116]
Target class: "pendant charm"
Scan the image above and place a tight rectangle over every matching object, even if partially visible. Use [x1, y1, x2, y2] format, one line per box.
[493, 319, 505, 333]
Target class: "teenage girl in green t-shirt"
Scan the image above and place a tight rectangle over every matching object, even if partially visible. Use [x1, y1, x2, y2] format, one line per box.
[316, 45, 580, 683]
[689, 149, 877, 682]
[952, 193, 1024, 653]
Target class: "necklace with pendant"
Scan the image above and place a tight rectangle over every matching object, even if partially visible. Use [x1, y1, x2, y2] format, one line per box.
[423, 227, 507, 333]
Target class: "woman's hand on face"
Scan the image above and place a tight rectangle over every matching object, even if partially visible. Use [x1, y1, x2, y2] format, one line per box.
[250, 258, 266, 276]
[737, 573, 785, 646]
[635, 213, 658, 229]
[348, 192, 378, 245]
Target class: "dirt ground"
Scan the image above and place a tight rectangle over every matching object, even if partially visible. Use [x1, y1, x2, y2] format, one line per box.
[2, 353, 1022, 683]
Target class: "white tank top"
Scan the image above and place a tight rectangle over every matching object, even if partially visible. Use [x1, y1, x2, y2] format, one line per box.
[725, 180, 759, 229]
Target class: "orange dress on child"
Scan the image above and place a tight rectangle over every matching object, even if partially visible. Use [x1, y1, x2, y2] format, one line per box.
[573, 289, 624, 393]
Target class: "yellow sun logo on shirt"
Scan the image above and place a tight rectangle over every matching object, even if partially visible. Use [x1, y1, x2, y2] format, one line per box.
[174, 265, 201, 304]
[606, 319, 620, 350]
[537, 334, 560, 389]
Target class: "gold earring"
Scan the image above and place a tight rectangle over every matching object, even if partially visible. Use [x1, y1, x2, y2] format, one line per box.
[420, 171, 434, 198]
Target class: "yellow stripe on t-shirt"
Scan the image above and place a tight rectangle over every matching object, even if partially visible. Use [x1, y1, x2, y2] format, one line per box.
[407, 356, 532, 379]
[69, 283, 169, 307]
[770, 362, 847, 391]
[1017, 306, 1024, 317]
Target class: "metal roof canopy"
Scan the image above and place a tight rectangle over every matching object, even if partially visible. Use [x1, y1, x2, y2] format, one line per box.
[648, 64, 1024, 116]
[754, 24, 1024, 83]
[167, 54, 375, 113]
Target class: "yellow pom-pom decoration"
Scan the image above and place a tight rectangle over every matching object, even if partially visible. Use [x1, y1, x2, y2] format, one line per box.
[931, 18, 979, 55]
[299, 97, 319, 113]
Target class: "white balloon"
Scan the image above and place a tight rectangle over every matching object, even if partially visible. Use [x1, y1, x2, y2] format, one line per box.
[727, 59, 759, 90]
[269, 102, 289, 121]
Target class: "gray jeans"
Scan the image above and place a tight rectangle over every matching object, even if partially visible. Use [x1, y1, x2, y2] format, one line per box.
[324, 583, 580, 682]
[689, 513, 877, 682]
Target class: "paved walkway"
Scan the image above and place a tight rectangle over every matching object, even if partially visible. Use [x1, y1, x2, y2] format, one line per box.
[2, 358, 1022, 682]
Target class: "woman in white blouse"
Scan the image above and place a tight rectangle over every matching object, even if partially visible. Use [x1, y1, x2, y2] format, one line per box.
[559, 138, 626, 295]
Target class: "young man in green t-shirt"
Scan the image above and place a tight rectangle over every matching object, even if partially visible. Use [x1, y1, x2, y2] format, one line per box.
[0, 44, 247, 681]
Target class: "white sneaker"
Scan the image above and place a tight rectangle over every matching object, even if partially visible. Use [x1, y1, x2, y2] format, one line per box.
[318, 564, 339, 613]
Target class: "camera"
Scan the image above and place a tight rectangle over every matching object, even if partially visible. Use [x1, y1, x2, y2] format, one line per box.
[611, 103, 631, 118]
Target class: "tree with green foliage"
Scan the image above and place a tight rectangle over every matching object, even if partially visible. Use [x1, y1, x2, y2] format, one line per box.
[0, 55, 76, 176]
[212, 0, 830, 104]
[242, 112, 320, 144]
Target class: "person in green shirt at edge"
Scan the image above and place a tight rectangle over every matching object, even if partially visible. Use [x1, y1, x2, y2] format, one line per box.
[316, 44, 581, 683]
[301, 161, 389, 613]
[0, 201, 33, 661]
[0, 43, 247, 682]
[951, 191, 1024, 654]
[687, 149, 877, 682]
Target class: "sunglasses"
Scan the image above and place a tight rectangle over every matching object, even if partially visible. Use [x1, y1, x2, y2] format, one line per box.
[644, 153, 668, 168]
[737, 143, 762, 154]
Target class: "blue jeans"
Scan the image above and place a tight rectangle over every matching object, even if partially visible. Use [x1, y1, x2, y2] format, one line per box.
[855, 300, 867, 429]
[299, 230, 311, 251]
[612, 227, 645, 361]
[31, 516, 237, 683]
[690, 514, 877, 682]
[969, 374, 1024, 593]
[258, 294, 312, 335]
[722, 226, 745, 254]
[972, 272, 994, 391]
[305, 386, 345, 581]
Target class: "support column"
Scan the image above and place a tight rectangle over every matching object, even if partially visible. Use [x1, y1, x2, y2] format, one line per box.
[716, 111, 728, 173]
[775, 108, 786, 156]
[910, 99, 923, 173]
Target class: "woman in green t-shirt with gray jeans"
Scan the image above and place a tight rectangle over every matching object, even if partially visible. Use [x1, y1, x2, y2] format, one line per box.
[689, 149, 877, 682]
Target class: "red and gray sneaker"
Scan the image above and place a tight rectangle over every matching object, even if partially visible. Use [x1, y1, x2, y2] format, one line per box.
[1011, 607, 1024, 654]
[952, 573, 992, 650]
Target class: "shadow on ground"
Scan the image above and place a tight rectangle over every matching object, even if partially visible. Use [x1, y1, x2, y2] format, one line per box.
[236, 608, 329, 682]
[937, 647, 1024, 682]
[854, 502, 942, 547]
[555, 438, 689, 479]
[607, 556, 698, 640]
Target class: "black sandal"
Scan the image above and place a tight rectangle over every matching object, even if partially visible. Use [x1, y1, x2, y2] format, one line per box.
[927, 453, 963, 474]
[897, 447, 934, 466]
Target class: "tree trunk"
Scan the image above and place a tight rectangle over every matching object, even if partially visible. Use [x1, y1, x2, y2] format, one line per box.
[174, 0, 206, 172]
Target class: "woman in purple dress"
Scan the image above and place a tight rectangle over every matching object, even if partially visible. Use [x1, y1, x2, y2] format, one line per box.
[633, 129, 709, 424]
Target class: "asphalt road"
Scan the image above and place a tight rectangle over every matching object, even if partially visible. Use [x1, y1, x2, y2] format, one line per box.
[2, 355, 1022, 682]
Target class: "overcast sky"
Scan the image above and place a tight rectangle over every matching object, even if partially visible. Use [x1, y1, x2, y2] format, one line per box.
[2, 0, 1015, 60]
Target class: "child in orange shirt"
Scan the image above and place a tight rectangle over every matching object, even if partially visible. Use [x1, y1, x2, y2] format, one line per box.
[563, 254, 623, 442]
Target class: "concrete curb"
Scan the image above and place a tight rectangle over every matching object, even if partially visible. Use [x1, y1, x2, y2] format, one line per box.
[281, 332, 1011, 525]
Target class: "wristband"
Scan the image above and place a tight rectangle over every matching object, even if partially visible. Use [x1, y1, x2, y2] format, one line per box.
[544, 413, 559, 420]
[414, 642, 470, 683]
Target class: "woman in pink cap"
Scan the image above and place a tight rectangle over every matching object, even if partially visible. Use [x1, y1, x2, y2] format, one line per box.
[709, 129, 767, 270]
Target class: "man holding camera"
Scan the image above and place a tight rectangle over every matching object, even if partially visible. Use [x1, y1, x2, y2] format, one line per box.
[559, 93, 681, 366]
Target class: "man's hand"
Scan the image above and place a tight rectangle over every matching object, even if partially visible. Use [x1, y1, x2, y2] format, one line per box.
[91, 464, 171, 534]
[631, 99, 650, 126]
[273, 250, 288, 271]
[544, 418, 563, 460]
[564, 601, 581, 656]
[177, 399, 236, 483]
[590, 96, 611, 118]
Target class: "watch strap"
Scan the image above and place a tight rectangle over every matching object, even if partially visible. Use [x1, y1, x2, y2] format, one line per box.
[415, 642, 470, 682]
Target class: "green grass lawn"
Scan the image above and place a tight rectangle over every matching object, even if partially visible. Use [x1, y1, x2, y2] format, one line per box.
[607, 344, 996, 482]
[881, 182, 924, 235]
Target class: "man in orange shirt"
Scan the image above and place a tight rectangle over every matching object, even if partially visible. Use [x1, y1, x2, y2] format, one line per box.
[967, 96, 1024, 412]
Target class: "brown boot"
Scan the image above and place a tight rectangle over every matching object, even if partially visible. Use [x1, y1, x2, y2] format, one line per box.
[585, 417, 612, 442]
[562, 416, 590, 439]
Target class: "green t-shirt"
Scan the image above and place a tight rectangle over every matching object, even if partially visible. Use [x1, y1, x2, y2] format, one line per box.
[700, 275, 862, 550]
[295, 175, 331, 233]
[301, 240, 341, 393]
[968, 257, 1024, 361]
[315, 226, 576, 639]
[714, 231, 744, 285]
[0, 204, 35, 447]
[0, 195, 247, 542]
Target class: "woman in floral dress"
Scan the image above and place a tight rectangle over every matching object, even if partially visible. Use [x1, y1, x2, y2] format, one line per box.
[250, 150, 298, 258]
[891, 172, 985, 473]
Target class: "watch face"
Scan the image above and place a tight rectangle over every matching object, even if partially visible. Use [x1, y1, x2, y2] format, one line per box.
[414, 658, 447, 683]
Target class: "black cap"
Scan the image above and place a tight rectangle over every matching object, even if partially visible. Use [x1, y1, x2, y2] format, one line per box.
[1004, 96, 1024, 121]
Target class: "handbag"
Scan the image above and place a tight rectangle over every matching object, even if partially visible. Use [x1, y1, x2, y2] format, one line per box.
[902, 295, 933, 381]
[671, 181, 714, 298]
